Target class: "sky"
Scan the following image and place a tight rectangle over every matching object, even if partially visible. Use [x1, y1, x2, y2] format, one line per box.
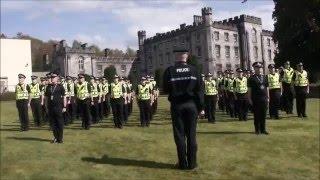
[1, 0, 275, 50]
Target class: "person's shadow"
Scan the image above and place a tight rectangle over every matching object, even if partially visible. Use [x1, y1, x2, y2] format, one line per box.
[82, 155, 173, 170]
[7, 137, 51, 142]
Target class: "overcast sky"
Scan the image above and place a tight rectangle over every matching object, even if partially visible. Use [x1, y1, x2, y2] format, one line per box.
[1, 0, 275, 50]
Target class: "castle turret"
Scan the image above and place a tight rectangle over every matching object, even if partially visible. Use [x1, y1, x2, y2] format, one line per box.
[138, 30, 146, 48]
[202, 7, 213, 26]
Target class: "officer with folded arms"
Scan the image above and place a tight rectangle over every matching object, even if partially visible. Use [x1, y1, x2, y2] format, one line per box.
[267, 64, 282, 119]
[281, 61, 294, 114]
[234, 68, 249, 121]
[136, 77, 153, 127]
[27, 75, 42, 127]
[204, 73, 218, 123]
[163, 48, 204, 170]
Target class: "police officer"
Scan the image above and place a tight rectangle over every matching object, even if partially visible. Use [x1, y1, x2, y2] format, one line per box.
[45, 73, 67, 143]
[293, 62, 309, 118]
[27, 75, 42, 127]
[281, 61, 294, 114]
[163, 48, 204, 170]
[15, 74, 30, 131]
[136, 77, 152, 127]
[234, 68, 249, 121]
[223, 70, 230, 114]
[40, 77, 48, 124]
[89, 76, 101, 123]
[225, 70, 236, 118]
[75, 74, 92, 130]
[109, 75, 126, 128]
[126, 78, 134, 116]
[149, 76, 158, 118]
[248, 62, 269, 135]
[217, 71, 225, 111]
[267, 64, 282, 119]
[121, 77, 129, 123]
[66, 76, 76, 123]
[60, 77, 70, 125]
[204, 73, 218, 123]
[101, 77, 110, 118]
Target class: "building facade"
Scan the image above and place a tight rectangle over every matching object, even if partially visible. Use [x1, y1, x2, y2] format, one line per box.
[52, 40, 136, 78]
[137, 7, 277, 75]
[0, 38, 32, 92]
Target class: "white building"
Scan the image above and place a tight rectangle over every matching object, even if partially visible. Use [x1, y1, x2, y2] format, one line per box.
[0, 39, 32, 92]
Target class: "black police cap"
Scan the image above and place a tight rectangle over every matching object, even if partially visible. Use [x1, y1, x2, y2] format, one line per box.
[252, 62, 263, 68]
[268, 64, 275, 69]
[78, 74, 85, 78]
[18, 74, 26, 78]
[31, 75, 38, 80]
[297, 62, 303, 66]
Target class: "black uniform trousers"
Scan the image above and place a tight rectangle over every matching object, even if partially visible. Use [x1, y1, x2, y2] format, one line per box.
[30, 98, 42, 126]
[76, 99, 81, 119]
[110, 98, 124, 128]
[41, 104, 48, 123]
[218, 91, 225, 111]
[227, 91, 235, 118]
[78, 99, 92, 129]
[151, 99, 158, 120]
[103, 95, 111, 118]
[67, 96, 76, 123]
[48, 106, 64, 142]
[138, 100, 151, 126]
[123, 103, 129, 123]
[236, 93, 248, 121]
[282, 82, 294, 114]
[204, 95, 217, 122]
[252, 100, 267, 133]
[98, 101, 104, 121]
[269, 89, 281, 119]
[294, 86, 307, 117]
[16, 99, 29, 130]
[170, 100, 198, 169]
[91, 97, 100, 123]
[128, 99, 133, 115]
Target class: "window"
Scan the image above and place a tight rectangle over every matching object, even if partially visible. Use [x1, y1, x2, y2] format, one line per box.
[166, 53, 170, 63]
[268, 49, 272, 61]
[180, 36, 185, 44]
[78, 56, 84, 72]
[121, 65, 126, 72]
[252, 28, 257, 43]
[234, 47, 239, 58]
[149, 56, 152, 65]
[215, 45, 221, 58]
[214, 31, 219, 41]
[197, 46, 202, 57]
[224, 32, 229, 42]
[159, 54, 163, 65]
[216, 64, 222, 72]
[254, 46, 258, 59]
[153, 45, 157, 51]
[226, 64, 232, 70]
[196, 33, 200, 41]
[267, 38, 271, 46]
[225, 46, 230, 58]
[235, 64, 240, 69]
[233, 34, 238, 43]
[97, 65, 102, 74]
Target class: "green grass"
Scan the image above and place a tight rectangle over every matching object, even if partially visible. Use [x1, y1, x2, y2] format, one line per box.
[1, 97, 319, 179]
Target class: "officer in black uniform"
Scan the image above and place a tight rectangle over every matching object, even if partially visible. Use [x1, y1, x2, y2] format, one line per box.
[45, 73, 67, 143]
[248, 62, 269, 135]
[163, 48, 204, 170]
[40, 77, 48, 124]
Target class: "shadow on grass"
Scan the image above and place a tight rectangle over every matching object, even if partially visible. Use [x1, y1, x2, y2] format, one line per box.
[197, 131, 254, 135]
[7, 136, 51, 142]
[82, 155, 173, 170]
[0, 128, 21, 132]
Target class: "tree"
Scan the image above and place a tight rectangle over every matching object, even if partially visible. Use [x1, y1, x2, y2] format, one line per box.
[273, 0, 320, 82]
[104, 66, 117, 82]
[155, 68, 164, 89]
[187, 55, 203, 73]
[126, 46, 137, 57]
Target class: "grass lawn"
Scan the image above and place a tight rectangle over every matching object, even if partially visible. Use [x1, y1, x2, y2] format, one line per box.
[1, 97, 319, 179]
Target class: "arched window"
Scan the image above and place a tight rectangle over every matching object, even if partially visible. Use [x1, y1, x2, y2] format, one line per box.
[252, 28, 257, 43]
[79, 56, 84, 72]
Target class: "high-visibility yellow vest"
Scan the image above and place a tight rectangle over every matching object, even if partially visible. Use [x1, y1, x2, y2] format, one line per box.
[283, 67, 294, 83]
[152, 81, 156, 89]
[68, 82, 75, 96]
[90, 83, 99, 98]
[138, 84, 151, 100]
[40, 85, 46, 96]
[16, 84, 29, 100]
[268, 73, 281, 89]
[294, 70, 308, 87]
[98, 83, 103, 96]
[62, 82, 69, 97]
[234, 77, 248, 94]
[217, 77, 223, 87]
[110, 83, 123, 99]
[204, 80, 218, 95]
[226, 78, 235, 92]
[102, 83, 109, 95]
[76, 82, 89, 100]
[29, 83, 41, 99]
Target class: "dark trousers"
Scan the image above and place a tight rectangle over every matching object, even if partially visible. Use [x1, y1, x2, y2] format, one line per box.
[128, 100, 133, 115]
[67, 96, 76, 122]
[253, 100, 267, 133]
[227, 91, 235, 118]
[282, 82, 294, 114]
[41, 104, 47, 123]
[236, 93, 248, 121]
[98, 102, 104, 120]
[91, 97, 100, 123]
[111, 98, 124, 128]
[295, 87, 307, 116]
[204, 95, 217, 122]
[103, 96, 111, 118]
[170, 100, 198, 169]
[76, 99, 81, 119]
[269, 89, 281, 119]
[138, 100, 151, 126]
[30, 98, 42, 126]
[79, 99, 92, 129]
[16, 99, 29, 130]
[49, 107, 64, 142]
[218, 92, 225, 111]
[123, 103, 129, 123]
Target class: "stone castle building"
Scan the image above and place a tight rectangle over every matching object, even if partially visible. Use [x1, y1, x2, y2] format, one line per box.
[137, 7, 277, 75]
[52, 40, 136, 78]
